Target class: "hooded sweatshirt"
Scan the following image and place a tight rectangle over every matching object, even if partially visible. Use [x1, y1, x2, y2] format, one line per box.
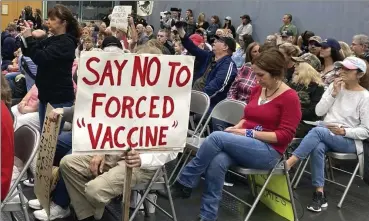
[21, 34, 77, 104]
[1, 31, 17, 61]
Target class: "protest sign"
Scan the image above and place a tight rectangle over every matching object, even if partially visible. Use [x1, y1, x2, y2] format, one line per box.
[248, 174, 295, 221]
[73, 52, 195, 155]
[35, 104, 62, 217]
[110, 6, 132, 30]
[137, 1, 154, 16]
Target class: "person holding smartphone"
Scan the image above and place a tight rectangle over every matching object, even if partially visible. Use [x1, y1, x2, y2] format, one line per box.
[20, 4, 80, 130]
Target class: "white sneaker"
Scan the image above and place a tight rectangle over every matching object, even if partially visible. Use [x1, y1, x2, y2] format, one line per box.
[23, 178, 35, 187]
[28, 199, 42, 210]
[33, 202, 70, 220]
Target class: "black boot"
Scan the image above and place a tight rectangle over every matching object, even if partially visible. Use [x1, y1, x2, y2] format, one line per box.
[168, 181, 192, 199]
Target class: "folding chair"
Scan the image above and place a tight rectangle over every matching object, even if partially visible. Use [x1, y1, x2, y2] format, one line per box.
[230, 156, 299, 221]
[169, 99, 246, 185]
[129, 165, 177, 221]
[1, 125, 40, 221]
[168, 91, 210, 184]
[292, 151, 360, 208]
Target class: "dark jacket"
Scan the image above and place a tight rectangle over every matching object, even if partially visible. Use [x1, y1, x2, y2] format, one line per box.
[289, 81, 324, 137]
[21, 34, 77, 104]
[181, 34, 237, 108]
[164, 41, 175, 55]
[1, 32, 17, 61]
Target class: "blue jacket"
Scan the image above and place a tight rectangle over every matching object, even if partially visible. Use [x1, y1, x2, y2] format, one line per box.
[182, 34, 237, 107]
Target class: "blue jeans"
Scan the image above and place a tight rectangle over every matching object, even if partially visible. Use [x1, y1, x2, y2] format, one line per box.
[52, 132, 73, 208]
[5, 72, 21, 91]
[178, 131, 280, 221]
[39, 101, 73, 133]
[292, 127, 356, 187]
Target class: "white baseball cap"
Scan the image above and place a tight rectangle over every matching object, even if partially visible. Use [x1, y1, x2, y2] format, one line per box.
[225, 16, 232, 20]
[334, 57, 367, 74]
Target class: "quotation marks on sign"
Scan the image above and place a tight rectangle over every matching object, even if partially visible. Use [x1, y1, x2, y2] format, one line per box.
[77, 118, 86, 128]
[172, 120, 179, 128]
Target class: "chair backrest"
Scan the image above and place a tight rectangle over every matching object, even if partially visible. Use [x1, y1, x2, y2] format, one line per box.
[1, 125, 40, 205]
[189, 90, 210, 136]
[199, 99, 246, 135]
[190, 90, 210, 115]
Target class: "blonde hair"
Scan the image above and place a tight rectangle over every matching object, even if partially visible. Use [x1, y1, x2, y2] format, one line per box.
[197, 13, 206, 23]
[279, 42, 301, 57]
[339, 41, 354, 58]
[292, 62, 324, 88]
[136, 46, 163, 55]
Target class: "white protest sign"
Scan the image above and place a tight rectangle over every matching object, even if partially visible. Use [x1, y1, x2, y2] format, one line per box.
[110, 6, 132, 29]
[73, 52, 195, 155]
[137, 1, 154, 16]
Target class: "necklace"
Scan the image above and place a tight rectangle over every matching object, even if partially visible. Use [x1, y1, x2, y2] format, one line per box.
[260, 81, 282, 105]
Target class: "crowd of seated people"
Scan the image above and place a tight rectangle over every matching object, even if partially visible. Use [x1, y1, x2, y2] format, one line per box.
[1, 4, 369, 221]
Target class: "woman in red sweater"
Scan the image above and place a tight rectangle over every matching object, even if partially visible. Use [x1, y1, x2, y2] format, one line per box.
[1, 100, 14, 201]
[169, 48, 302, 221]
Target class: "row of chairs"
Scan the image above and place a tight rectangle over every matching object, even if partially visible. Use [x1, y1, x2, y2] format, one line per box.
[169, 91, 298, 221]
[170, 90, 363, 220]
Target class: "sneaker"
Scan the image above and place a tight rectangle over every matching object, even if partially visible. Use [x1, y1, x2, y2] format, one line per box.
[33, 202, 71, 220]
[23, 178, 34, 187]
[28, 199, 42, 210]
[307, 191, 328, 212]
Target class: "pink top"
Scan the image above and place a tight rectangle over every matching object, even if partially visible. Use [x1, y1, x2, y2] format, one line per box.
[26, 85, 39, 109]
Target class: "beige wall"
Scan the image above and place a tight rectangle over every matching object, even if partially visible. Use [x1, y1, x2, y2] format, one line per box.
[1, 1, 43, 30]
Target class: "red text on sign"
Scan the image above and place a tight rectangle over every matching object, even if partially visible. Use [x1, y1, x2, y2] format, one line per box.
[83, 57, 128, 86]
[91, 93, 174, 119]
[87, 124, 168, 149]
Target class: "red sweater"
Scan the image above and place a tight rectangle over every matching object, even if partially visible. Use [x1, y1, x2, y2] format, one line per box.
[242, 85, 301, 154]
[1, 101, 14, 201]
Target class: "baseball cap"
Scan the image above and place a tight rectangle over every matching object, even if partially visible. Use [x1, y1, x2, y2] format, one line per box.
[189, 34, 204, 46]
[309, 36, 322, 43]
[240, 14, 251, 21]
[319, 38, 341, 50]
[292, 53, 322, 71]
[214, 35, 236, 52]
[281, 30, 294, 37]
[225, 16, 232, 21]
[334, 57, 367, 74]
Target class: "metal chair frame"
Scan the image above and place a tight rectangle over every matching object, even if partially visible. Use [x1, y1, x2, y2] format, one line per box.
[1, 125, 40, 221]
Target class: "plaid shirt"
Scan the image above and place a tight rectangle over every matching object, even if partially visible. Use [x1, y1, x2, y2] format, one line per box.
[227, 65, 257, 103]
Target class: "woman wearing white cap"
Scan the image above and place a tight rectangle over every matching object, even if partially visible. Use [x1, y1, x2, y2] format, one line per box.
[223, 16, 236, 38]
[285, 56, 369, 213]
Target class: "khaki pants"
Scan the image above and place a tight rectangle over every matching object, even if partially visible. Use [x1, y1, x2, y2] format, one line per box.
[59, 155, 155, 220]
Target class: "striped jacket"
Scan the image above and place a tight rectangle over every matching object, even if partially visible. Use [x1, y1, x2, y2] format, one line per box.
[181, 34, 237, 108]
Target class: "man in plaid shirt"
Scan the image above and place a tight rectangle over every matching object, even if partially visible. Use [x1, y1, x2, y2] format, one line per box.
[227, 65, 257, 103]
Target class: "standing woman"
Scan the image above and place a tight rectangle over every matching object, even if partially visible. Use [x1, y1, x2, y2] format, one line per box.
[20, 4, 80, 129]
[34, 9, 43, 30]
